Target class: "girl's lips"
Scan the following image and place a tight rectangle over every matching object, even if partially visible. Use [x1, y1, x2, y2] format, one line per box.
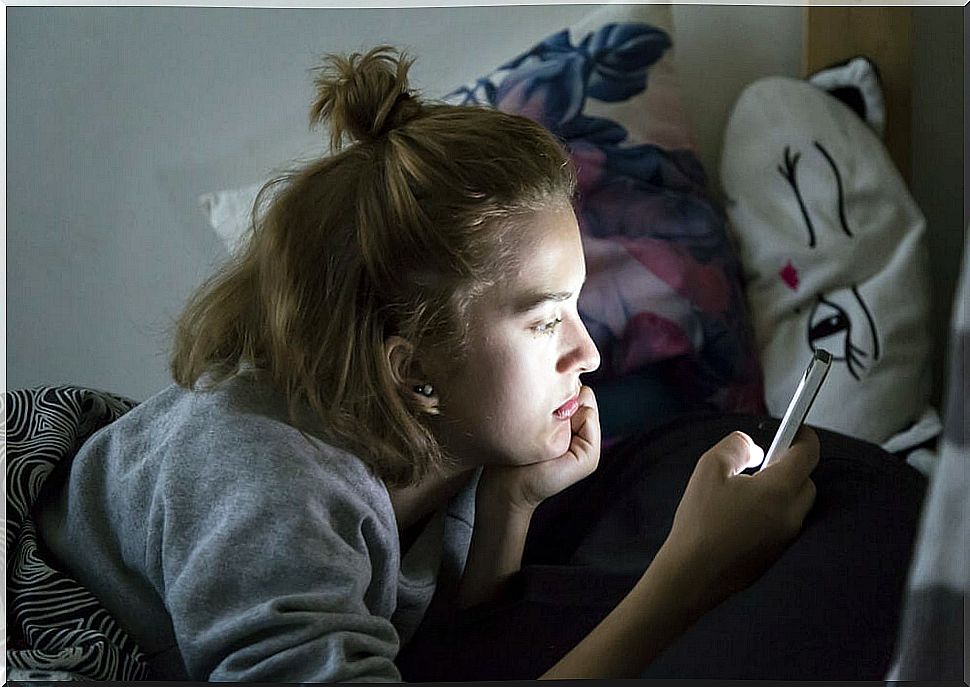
[553, 396, 580, 420]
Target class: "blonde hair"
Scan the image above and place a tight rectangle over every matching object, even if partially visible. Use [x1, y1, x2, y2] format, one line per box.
[171, 46, 576, 487]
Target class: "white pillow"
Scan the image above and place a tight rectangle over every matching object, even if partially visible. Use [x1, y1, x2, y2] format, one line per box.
[198, 183, 261, 255]
[720, 77, 939, 448]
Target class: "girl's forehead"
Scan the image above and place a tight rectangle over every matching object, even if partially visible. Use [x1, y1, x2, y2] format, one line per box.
[514, 205, 583, 273]
[486, 206, 586, 313]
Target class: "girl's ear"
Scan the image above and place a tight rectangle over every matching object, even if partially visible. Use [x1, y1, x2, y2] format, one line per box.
[383, 335, 439, 414]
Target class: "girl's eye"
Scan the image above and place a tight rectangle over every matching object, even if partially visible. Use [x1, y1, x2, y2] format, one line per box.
[533, 317, 563, 337]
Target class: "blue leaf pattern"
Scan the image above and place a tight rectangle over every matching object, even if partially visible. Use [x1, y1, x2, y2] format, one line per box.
[584, 23, 672, 102]
[495, 52, 589, 129]
[559, 115, 628, 145]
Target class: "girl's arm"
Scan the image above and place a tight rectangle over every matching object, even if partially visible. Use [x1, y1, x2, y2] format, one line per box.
[458, 385, 601, 609]
[456, 386, 818, 679]
[541, 429, 819, 679]
[456, 483, 535, 609]
[459, 500, 711, 677]
[539, 543, 706, 679]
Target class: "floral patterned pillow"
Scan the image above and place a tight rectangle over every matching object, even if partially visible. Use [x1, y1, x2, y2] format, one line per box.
[444, 4, 764, 439]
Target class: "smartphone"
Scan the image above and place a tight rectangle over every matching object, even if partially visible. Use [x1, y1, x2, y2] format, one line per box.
[758, 348, 832, 472]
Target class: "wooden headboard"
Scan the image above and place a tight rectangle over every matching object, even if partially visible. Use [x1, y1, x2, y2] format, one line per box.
[802, 6, 913, 184]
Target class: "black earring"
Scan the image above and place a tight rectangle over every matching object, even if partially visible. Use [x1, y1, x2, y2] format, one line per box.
[413, 384, 434, 398]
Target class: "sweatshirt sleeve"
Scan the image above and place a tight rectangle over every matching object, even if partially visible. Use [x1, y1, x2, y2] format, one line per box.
[148, 430, 404, 682]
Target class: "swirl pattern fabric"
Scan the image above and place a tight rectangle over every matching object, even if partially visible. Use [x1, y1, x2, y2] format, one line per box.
[5, 386, 149, 681]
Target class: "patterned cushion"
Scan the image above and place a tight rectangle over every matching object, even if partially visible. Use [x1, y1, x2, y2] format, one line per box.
[444, 4, 765, 440]
[5, 386, 149, 681]
[720, 77, 937, 448]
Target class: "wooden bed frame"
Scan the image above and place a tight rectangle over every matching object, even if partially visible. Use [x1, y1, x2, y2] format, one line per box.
[803, 6, 912, 183]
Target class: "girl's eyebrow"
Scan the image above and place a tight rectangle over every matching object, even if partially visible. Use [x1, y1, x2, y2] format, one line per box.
[511, 290, 573, 315]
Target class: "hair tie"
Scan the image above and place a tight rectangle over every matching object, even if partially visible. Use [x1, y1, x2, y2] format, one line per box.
[380, 92, 414, 136]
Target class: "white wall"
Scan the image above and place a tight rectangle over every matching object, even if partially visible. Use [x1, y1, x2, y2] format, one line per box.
[10, 5, 958, 403]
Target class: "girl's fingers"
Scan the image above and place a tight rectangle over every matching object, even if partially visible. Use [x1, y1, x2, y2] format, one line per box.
[571, 386, 599, 437]
[704, 432, 762, 479]
[570, 410, 599, 467]
[738, 432, 765, 471]
[790, 477, 817, 530]
[567, 421, 596, 464]
[576, 384, 598, 411]
[569, 387, 600, 470]
[761, 426, 820, 489]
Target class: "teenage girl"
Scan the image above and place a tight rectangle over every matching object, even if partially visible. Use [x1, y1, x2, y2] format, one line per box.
[36, 46, 818, 681]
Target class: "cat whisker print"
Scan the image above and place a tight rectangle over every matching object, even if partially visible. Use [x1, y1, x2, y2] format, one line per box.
[778, 145, 816, 248]
[844, 342, 870, 380]
[848, 342, 870, 359]
[808, 287, 880, 381]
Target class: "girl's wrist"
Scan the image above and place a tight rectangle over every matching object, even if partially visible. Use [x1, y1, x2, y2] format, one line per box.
[459, 479, 536, 609]
[476, 470, 540, 519]
[647, 540, 720, 619]
[476, 482, 537, 525]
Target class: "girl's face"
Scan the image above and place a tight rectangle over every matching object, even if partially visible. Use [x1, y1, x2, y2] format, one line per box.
[428, 203, 600, 468]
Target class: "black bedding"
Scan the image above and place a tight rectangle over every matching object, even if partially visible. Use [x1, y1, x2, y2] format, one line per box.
[6, 387, 927, 681]
[397, 411, 927, 681]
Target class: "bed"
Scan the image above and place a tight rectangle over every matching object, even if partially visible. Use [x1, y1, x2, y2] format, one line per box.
[6, 4, 966, 683]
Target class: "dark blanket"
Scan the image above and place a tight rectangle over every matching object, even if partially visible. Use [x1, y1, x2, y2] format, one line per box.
[5, 386, 149, 681]
[6, 387, 927, 682]
[397, 412, 927, 681]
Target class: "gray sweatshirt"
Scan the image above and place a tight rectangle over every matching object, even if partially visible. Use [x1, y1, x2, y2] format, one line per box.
[36, 371, 475, 682]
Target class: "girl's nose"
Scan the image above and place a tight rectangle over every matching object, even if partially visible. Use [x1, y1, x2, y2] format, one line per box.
[558, 315, 601, 374]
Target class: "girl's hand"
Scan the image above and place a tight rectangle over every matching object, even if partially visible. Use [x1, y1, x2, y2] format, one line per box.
[458, 386, 599, 608]
[478, 385, 600, 515]
[656, 427, 819, 612]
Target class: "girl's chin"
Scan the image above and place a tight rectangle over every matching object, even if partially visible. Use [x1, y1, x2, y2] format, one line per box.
[548, 419, 573, 457]
[474, 422, 573, 467]
[508, 424, 572, 466]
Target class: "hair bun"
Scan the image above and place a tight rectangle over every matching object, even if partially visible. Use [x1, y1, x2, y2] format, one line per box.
[310, 45, 421, 151]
